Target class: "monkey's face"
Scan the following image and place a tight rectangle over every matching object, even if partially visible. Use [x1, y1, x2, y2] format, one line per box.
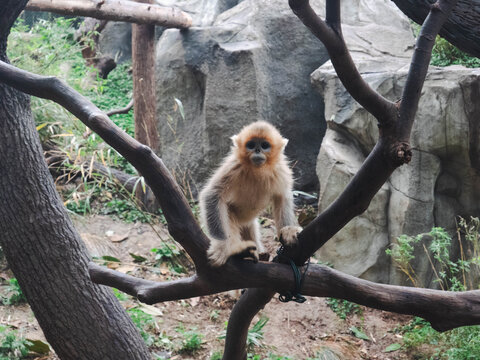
[232, 121, 288, 169]
[245, 137, 271, 167]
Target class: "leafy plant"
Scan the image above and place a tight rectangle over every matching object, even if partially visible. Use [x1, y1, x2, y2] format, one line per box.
[210, 351, 223, 360]
[219, 317, 268, 352]
[385, 233, 421, 287]
[386, 220, 480, 290]
[8, 18, 140, 217]
[431, 36, 480, 68]
[151, 242, 186, 274]
[390, 218, 480, 359]
[247, 317, 268, 350]
[2, 279, 27, 305]
[127, 308, 157, 346]
[101, 198, 152, 223]
[411, 23, 480, 68]
[210, 309, 220, 322]
[398, 317, 480, 360]
[0, 326, 31, 360]
[326, 298, 361, 320]
[176, 325, 203, 354]
[112, 288, 128, 301]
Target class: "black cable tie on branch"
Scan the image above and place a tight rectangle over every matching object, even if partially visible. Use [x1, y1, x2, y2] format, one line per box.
[274, 246, 310, 303]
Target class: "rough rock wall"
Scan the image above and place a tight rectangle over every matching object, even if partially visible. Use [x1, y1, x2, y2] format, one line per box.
[313, 59, 480, 286]
[153, 0, 417, 194]
[155, 0, 332, 193]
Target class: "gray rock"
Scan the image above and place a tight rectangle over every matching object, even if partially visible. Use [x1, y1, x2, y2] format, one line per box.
[155, 0, 332, 192]
[155, 0, 242, 27]
[98, 0, 241, 62]
[316, 129, 390, 283]
[314, 56, 480, 286]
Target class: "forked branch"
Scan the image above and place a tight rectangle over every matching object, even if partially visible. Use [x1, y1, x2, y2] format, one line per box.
[0, 1, 466, 358]
[223, 0, 459, 358]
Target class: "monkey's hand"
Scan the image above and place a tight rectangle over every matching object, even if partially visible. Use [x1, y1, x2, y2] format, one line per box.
[207, 238, 259, 267]
[279, 226, 303, 247]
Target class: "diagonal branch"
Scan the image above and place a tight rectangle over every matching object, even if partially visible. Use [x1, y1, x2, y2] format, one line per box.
[289, 0, 396, 123]
[0, 60, 209, 268]
[223, 0, 459, 358]
[397, 0, 459, 141]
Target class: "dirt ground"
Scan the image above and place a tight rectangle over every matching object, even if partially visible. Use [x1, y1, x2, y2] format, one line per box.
[0, 215, 420, 360]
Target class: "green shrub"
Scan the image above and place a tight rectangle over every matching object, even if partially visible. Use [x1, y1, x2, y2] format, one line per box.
[2, 279, 27, 305]
[431, 36, 480, 68]
[0, 326, 31, 360]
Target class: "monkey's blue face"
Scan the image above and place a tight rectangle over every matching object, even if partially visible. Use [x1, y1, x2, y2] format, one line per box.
[245, 138, 271, 166]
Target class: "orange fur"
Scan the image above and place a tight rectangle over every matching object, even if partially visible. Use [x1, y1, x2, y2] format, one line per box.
[232, 121, 287, 169]
[199, 120, 301, 267]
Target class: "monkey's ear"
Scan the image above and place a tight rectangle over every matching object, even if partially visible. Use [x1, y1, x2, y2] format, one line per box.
[231, 135, 239, 147]
[282, 138, 289, 149]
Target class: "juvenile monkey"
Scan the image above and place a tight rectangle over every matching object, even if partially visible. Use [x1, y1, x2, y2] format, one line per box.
[199, 121, 302, 267]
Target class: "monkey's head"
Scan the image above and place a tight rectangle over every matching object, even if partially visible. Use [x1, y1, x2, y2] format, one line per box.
[231, 121, 288, 168]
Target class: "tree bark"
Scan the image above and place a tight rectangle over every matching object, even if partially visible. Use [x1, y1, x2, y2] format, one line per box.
[132, 0, 158, 152]
[0, 4, 150, 359]
[392, 0, 480, 58]
[132, 0, 159, 211]
[26, 0, 192, 29]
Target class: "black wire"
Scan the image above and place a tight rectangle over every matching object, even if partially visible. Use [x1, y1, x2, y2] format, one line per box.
[275, 246, 310, 304]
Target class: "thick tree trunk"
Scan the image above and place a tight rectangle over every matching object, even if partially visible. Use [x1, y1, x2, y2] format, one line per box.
[26, 0, 192, 29]
[0, 3, 150, 360]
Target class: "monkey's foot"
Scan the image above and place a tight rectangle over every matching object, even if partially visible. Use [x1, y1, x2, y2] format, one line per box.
[279, 226, 303, 247]
[233, 240, 259, 263]
[207, 239, 259, 267]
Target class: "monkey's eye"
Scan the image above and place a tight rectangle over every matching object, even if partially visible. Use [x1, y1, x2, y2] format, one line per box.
[246, 141, 256, 150]
[261, 141, 271, 150]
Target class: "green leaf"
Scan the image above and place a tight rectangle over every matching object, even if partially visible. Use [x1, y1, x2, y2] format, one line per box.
[27, 339, 50, 354]
[101, 255, 121, 262]
[349, 326, 370, 341]
[130, 253, 147, 263]
[384, 343, 402, 352]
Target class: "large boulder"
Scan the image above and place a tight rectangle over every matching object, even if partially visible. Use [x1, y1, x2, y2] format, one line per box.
[154, 0, 415, 193]
[155, 0, 332, 192]
[313, 62, 480, 286]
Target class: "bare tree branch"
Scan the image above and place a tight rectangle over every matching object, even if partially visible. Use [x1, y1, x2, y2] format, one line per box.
[289, 0, 396, 122]
[397, 0, 459, 141]
[26, 0, 192, 29]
